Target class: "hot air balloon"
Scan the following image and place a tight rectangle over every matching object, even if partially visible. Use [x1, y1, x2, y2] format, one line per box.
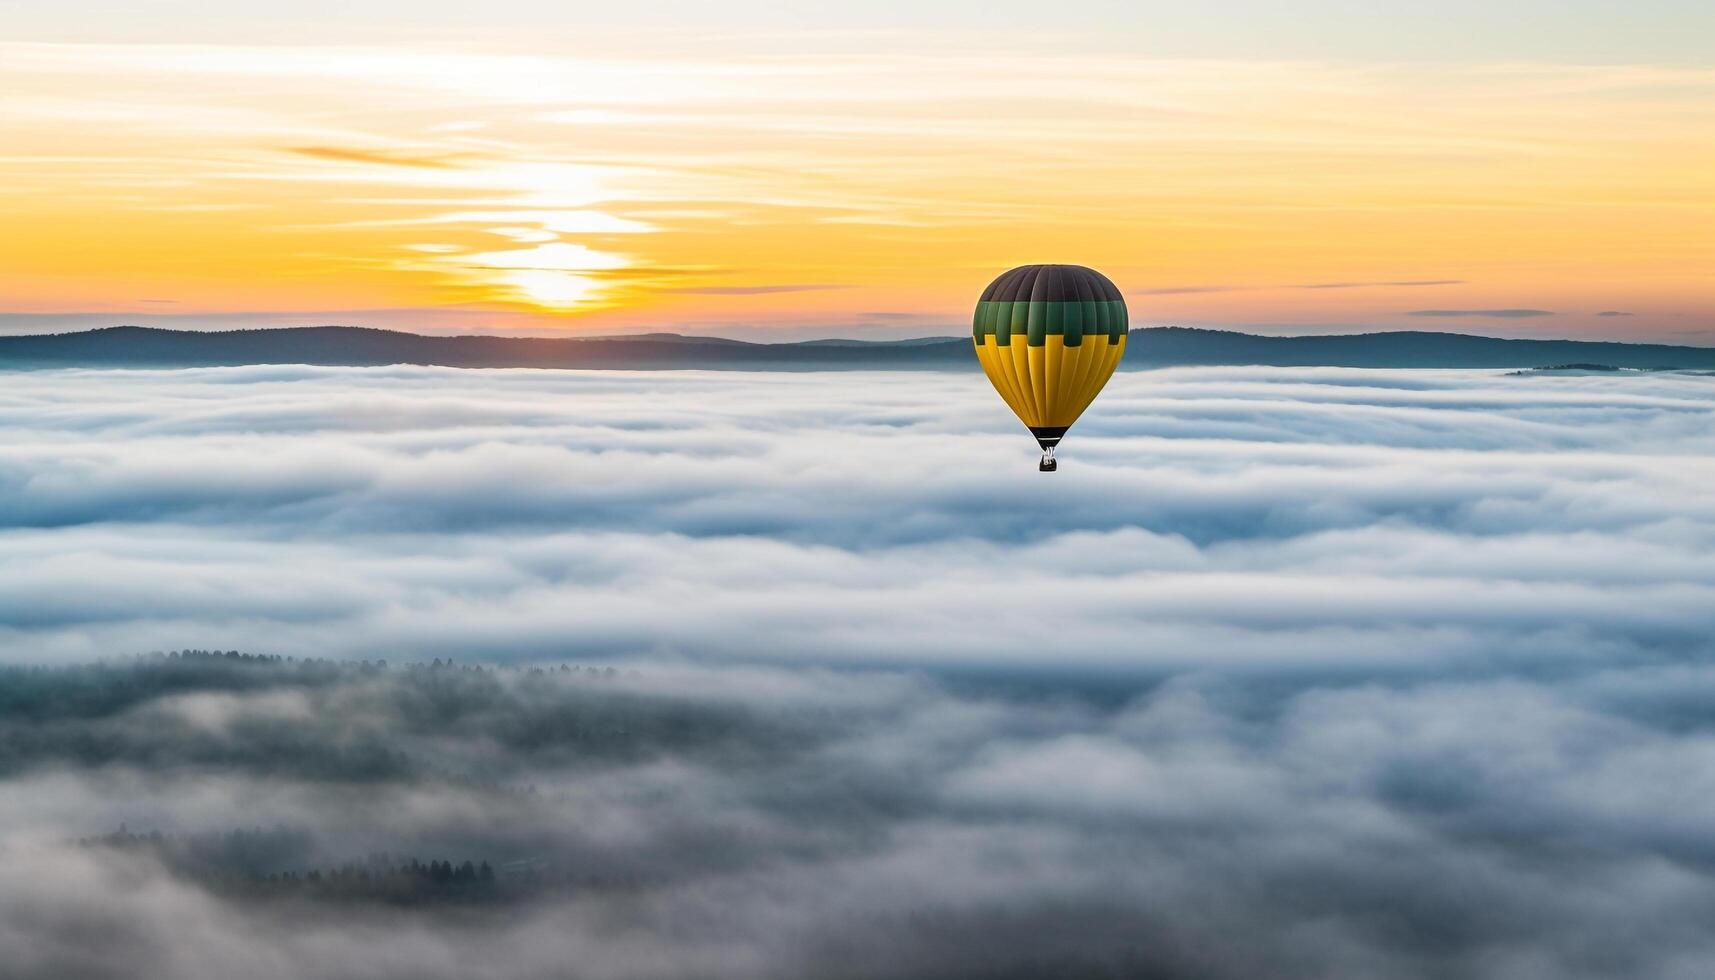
[972, 264, 1127, 471]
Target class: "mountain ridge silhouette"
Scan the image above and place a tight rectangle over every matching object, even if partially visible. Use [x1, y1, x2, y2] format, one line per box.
[3, 324, 1712, 371]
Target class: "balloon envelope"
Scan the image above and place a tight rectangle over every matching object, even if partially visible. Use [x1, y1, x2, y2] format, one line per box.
[971, 264, 1127, 456]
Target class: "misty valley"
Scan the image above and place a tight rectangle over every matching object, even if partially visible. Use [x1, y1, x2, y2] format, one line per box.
[2, 365, 1713, 978]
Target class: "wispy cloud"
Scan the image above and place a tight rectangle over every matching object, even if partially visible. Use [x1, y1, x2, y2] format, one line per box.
[1296, 279, 1464, 290]
[1137, 280, 1464, 297]
[664, 284, 848, 296]
[1134, 286, 1235, 296]
[287, 145, 472, 170]
[1408, 308, 1555, 318]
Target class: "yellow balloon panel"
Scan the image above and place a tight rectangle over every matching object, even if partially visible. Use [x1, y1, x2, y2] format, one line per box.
[972, 334, 1126, 430]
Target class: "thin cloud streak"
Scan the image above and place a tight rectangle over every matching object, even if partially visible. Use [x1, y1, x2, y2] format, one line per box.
[1295, 279, 1464, 289]
[1135, 280, 1465, 297]
[288, 145, 472, 170]
[1408, 308, 1555, 318]
[665, 285, 850, 295]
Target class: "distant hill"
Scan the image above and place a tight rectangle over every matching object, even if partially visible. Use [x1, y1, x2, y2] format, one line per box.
[0, 326, 970, 371]
[3, 325, 1713, 371]
[1130, 329, 1715, 370]
[1505, 363, 1630, 375]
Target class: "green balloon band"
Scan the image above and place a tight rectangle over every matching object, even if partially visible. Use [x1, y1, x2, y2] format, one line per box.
[972, 264, 1128, 347]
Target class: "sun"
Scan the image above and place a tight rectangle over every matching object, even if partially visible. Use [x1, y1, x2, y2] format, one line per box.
[502, 269, 601, 308]
[451, 241, 632, 310]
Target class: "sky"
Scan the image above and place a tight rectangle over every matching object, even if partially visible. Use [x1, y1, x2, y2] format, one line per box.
[2, 1, 1711, 341]
[3, 363, 1715, 977]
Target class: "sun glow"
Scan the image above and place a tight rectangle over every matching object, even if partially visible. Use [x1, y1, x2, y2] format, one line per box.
[447, 242, 630, 309]
[496, 270, 601, 308]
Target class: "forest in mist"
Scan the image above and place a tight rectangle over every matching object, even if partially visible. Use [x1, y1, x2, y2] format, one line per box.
[11, 644, 1715, 979]
[2, 365, 1714, 978]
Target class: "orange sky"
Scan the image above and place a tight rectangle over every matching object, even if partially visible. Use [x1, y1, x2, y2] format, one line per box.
[2, 33, 1711, 341]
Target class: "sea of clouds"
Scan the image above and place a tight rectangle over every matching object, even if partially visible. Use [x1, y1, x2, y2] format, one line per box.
[2, 364, 1714, 979]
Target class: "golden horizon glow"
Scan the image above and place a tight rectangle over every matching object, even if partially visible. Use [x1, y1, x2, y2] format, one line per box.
[1, 35, 1711, 340]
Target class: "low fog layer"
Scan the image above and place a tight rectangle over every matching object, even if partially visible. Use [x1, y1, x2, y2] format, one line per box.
[2, 365, 1714, 978]
[3, 366, 1712, 671]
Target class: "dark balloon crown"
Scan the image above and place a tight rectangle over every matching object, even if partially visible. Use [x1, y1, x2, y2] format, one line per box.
[978, 265, 1124, 304]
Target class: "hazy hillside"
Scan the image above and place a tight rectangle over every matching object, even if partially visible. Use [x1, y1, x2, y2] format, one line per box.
[3, 324, 1714, 370]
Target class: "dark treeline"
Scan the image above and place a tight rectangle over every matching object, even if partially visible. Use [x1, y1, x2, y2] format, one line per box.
[79, 826, 535, 906]
[0, 650, 806, 782]
[0, 649, 620, 722]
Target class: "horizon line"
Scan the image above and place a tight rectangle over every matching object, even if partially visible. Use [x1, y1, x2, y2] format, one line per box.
[7, 322, 1715, 350]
